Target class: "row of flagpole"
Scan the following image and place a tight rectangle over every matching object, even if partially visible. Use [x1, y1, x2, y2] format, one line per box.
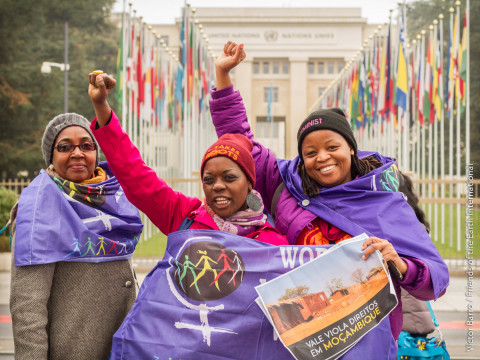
[114, 0, 218, 241]
[314, 0, 469, 252]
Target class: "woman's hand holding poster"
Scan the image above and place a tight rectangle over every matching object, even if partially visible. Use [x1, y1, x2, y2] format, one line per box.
[255, 234, 398, 360]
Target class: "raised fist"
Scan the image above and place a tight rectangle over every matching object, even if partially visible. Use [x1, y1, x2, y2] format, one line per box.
[215, 41, 246, 74]
[88, 71, 116, 104]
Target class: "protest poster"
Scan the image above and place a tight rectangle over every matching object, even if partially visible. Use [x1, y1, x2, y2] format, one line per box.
[255, 234, 398, 360]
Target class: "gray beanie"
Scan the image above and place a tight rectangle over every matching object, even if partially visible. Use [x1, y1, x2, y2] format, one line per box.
[41, 113, 99, 167]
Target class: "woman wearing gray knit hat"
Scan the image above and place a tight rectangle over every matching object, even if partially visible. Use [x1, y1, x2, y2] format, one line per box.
[8, 110, 143, 359]
[207, 41, 448, 359]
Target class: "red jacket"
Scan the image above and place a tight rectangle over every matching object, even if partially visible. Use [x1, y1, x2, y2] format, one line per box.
[91, 111, 287, 246]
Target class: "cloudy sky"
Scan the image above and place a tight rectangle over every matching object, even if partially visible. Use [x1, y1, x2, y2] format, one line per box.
[113, 0, 409, 25]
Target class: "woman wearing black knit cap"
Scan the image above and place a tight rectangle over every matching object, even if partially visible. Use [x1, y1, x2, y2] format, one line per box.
[209, 41, 449, 359]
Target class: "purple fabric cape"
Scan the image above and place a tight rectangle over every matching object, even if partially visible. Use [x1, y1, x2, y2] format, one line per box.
[276, 151, 449, 300]
[110, 229, 398, 360]
[14, 162, 143, 266]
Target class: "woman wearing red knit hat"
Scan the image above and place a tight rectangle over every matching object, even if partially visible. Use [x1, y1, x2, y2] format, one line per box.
[87, 71, 287, 359]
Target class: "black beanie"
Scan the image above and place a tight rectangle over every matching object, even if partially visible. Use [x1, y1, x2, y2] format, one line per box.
[297, 108, 357, 160]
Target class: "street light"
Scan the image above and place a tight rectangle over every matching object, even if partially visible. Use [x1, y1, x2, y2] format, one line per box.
[40, 22, 69, 113]
[40, 62, 70, 74]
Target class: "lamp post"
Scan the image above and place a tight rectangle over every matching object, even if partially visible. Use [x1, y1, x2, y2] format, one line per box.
[40, 22, 69, 113]
[64, 22, 68, 113]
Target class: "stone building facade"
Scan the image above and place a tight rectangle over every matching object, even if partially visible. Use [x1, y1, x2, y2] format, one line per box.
[152, 7, 379, 159]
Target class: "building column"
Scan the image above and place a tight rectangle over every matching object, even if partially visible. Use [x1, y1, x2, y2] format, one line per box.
[234, 59, 253, 128]
[288, 58, 308, 159]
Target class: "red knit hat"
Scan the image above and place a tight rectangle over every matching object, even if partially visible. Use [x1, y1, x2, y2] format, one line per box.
[200, 134, 256, 186]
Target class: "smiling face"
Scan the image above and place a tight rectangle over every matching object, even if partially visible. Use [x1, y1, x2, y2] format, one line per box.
[301, 129, 354, 188]
[202, 156, 251, 219]
[51, 126, 97, 183]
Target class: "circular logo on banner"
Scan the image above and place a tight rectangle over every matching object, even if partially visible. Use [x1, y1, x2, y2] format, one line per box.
[172, 241, 245, 301]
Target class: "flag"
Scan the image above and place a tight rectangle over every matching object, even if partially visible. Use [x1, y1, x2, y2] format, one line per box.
[371, 35, 380, 123]
[423, 36, 433, 124]
[447, 11, 459, 115]
[115, 13, 125, 109]
[417, 33, 425, 125]
[458, 10, 467, 110]
[384, 23, 393, 120]
[395, 7, 408, 111]
[433, 24, 443, 118]
[357, 55, 367, 128]
[445, 13, 452, 115]
[136, 30, 144, 120]
[266, 81, 273, 122]
[379, 22, 392, 121]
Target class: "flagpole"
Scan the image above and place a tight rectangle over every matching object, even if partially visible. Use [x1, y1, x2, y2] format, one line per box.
[140, 19, 146, 158]
[411, 38, 417, 178]
[432, 21, 439, 243]
[129, 9, 136, 145]
[121, 0, 127, 129]
[183, 3, 189, 190]
[420, 30, 426, 209]
[386, 12, 393, 158]
[395, 5, 402, 168]
[439, 13, 445, 245]
[448, 7, 454, 248]
[465, 0, 470, 168]
[414, 35, 419, 178]
[455, 0, 461, 252]
[125, 2, 132, 137]
[402, 2, 409, 171]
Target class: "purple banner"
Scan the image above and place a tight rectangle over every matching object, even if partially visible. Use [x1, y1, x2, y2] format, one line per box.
[111, 230, 397, 359]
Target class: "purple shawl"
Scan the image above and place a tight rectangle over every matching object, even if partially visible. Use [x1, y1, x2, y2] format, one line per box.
[276, 151, 449, 300]
[14, 162, 143, 266]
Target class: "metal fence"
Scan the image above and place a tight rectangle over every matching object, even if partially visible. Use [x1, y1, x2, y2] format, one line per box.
[2, 177, 478, 263]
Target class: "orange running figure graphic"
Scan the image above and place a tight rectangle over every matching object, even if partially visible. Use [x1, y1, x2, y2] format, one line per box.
[190, 250, 219, 291]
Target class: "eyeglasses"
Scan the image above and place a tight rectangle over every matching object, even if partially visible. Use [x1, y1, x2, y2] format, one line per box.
[55, 142, 97, 153]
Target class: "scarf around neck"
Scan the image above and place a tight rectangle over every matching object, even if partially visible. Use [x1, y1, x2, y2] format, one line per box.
[14, 161, 144, 266]
[204, 190, 267, 236]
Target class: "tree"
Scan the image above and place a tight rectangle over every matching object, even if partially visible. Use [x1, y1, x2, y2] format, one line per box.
[278, 285, 310, 301]
[326, 277, 343, 296]
[0, 186, 18, 251]
[351, 268, 365, 284]
[0, 0, 119, 178]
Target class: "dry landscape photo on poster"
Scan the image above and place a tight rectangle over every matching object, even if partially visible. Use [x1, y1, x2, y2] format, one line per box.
[255, 234, 398, 360]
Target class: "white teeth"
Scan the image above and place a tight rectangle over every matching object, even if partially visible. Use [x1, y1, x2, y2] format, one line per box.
[320, 165, 336, 172]
[215, 197, 229, 205]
